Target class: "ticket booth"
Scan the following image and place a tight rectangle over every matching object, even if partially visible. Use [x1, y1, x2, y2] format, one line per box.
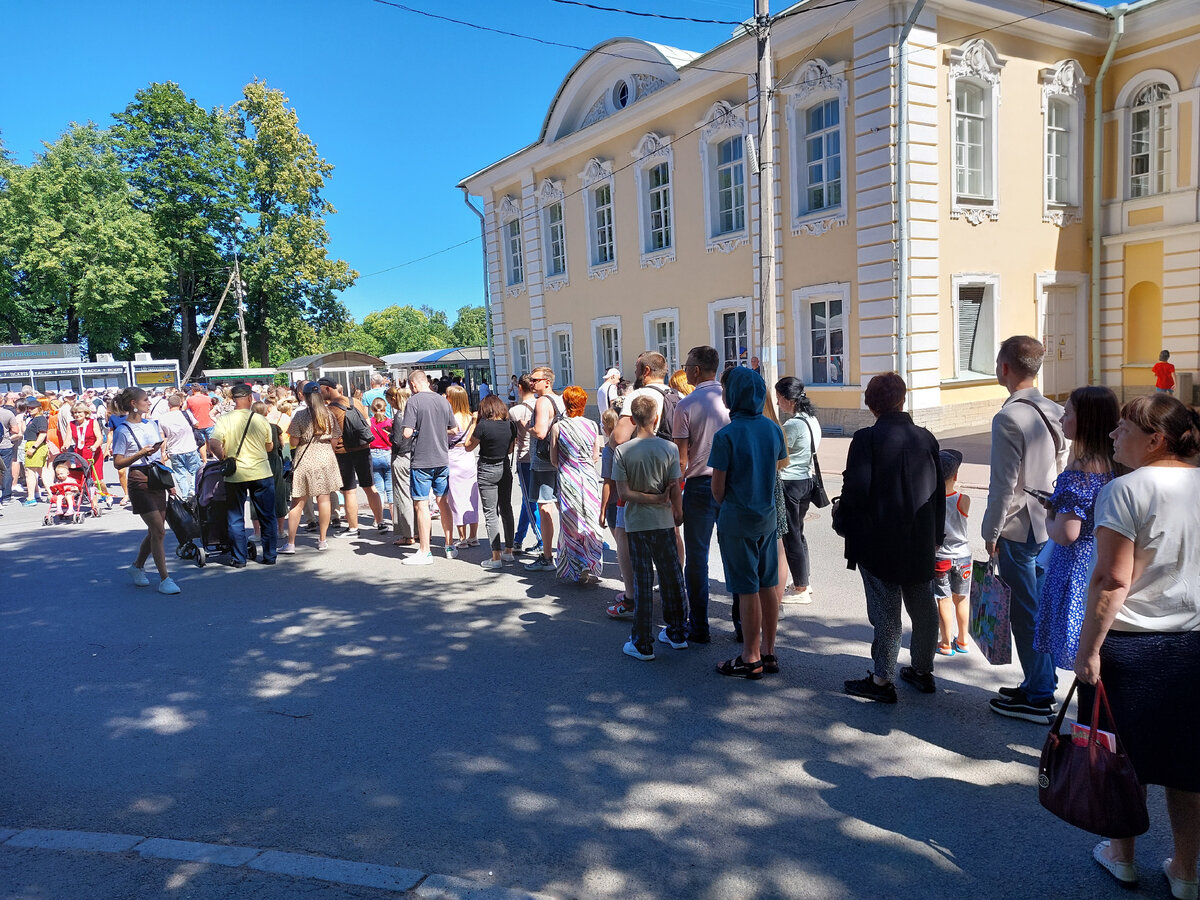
[130, 358, 181, 390]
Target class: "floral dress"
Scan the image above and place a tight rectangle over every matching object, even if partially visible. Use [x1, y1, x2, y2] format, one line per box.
[1034, 469, 1115, 669]
[554, 416, 604, 582]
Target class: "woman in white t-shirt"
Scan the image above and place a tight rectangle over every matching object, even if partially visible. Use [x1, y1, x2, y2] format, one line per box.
[1076, 394, 1200, 892]
[111, 387, 181, 595]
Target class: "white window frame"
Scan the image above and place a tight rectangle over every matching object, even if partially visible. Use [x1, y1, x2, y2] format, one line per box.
[697, 102, 750, 253]
[1129, 83, 1172, 199]
[707, 296, 754, 372]
[950, 273, 1000, 380]
[547, 323, 575, 386]
[642, 307, 681, 375]
[497, 195, 525, 295]
[631, 133, 676, 268]
[580, 157, 617, 279]
[590, 316, 622, 386]
[1113, 70, 1181, 205]
[510, 329, 531, 378]
[1040, 61, 1087, 225]
[538, 178, 568, 287]
[792, 283, 851, 387]
[948, 40, 1004, 224]
[782, 60, 849, 234]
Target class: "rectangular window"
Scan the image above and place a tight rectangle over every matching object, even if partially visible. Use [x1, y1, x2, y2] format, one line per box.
[592, 184, 614, 265]
[505, 219, 523, 286]
[653, 318, 677, 373]
[554, 331, 574, 385]
[716, 136, 745, 234]
[956, 284, 994, 376]
[721, 309, 748, 370]
[954, 81, 988, 202]
[804, 99, 842, 212]
[1130, 104, 1169, 198]
[545, 202, 566, 277]
[512, 335, 530, 376]
[596, 325, 620, 382]
[1045, 99, 1070, 205]
[808, 299, 845, 385]
[647, 162, 672, 251]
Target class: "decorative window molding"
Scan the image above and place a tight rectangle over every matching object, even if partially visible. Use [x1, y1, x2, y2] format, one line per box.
[792, 283, 851, 386]
[498, 194, 525, 296]
[547, 323, 575, 386]
[707, 296, 754, 371]
[1040, 61, 1088, 225]
[579, 73, 671, 130]
[538, 178, 569, 287]
[581, 157, 617, 277]
[510, 329, 531, 378]
[643, 307, 681, 374]
[591, 315, 622, 386]
[948, 40, 1005, 224]
[950, 273, 1000, 378]
[782, 60, 849, 235]
[697, 102, 750, 252]
[631, 132, 676, 268]
[1128, 80, 1173, 199]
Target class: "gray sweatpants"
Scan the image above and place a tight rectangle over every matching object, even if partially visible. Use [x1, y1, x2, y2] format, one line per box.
[859, 566, 938, 682]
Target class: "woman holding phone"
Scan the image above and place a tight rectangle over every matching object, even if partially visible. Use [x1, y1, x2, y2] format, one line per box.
[111, 386, 180, 594]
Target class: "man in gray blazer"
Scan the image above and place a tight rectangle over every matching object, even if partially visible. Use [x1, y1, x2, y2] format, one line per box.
[982, 335, 1068, 723]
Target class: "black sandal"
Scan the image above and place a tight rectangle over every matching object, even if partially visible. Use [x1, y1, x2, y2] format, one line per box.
[762, 654, 779, 674]
[716, 655, 763, 680]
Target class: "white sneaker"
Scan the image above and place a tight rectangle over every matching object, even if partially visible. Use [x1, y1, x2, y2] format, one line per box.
[480, 559, 503, 570]
[623, 640, 654, 661]
[129, 565, 150, 587]
[657, 627, 688, 650]
[500, 551, 516, 563]
[782, 586, 813, 605]
[402, 551, 434, 566]
[344, 527, 359, 538]
[279, 544, 297, 555]
[317, 541, 329, 551]
[445, 545, 459, 559]
[157, 577, 181, 595]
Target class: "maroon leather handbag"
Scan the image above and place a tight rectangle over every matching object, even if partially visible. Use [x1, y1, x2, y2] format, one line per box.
[1038, 678, 1149, 838]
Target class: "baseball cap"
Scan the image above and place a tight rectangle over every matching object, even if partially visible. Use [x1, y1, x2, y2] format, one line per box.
[24, 396, 41, 408]
[301, 381, 319, 396]
[939, 449, 964, 480]
[605, 367, 621, 379]
[229, 382, 253, 398]
[316, 376, 339, 389]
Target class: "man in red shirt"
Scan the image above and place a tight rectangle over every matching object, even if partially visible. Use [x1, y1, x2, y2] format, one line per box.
[183, 384, 216, 442]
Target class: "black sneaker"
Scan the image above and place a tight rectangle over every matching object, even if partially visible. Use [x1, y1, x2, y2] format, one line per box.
[304, 521, 319, 533]
[686, 631, 712, 645]
[997, 685, 1058, 709]
[989, 691, 1055, 723]
[900, 666, 936, 694]
[844, 674, 898, 704]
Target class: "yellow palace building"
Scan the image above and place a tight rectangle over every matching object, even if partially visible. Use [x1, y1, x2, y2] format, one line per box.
[459, 0, 1200, 431]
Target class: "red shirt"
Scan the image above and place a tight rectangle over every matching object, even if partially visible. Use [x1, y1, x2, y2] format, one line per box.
[1152, 361, 1175, 390]
[184, 393, 215, 428]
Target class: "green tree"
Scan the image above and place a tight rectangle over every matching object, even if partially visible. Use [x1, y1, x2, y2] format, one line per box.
[112, 82, 244, 366]
[361, 304, 442, 354]
[0, 124, 168, 354]
[235, 80, 358, 366]
[450, 304, 488, 347]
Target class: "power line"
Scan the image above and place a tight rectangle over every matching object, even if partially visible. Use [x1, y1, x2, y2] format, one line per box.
[369, 0, 754, 77]
[549, 0, 745, 27]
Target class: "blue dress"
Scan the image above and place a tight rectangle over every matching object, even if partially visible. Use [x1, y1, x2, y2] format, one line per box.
[1034, 469, 1115, 669]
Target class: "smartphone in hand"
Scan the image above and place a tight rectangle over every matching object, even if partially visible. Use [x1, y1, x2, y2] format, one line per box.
[1024, 487, 1052, 502]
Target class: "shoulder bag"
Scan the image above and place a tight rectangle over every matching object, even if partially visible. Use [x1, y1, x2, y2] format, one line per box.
[800, 416, 830, 508]
[1038, 677, 1149, 838]
[221, 411, 257, 478]
[121, 423, 175, 492]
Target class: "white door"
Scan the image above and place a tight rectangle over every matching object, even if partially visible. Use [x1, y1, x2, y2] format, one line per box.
[1042, 286, 1077, 398]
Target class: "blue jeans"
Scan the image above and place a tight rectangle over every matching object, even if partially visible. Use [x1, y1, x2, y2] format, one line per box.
[169, 450, 201, 499]
[682, 476, 718, 639]
[514, 461, 541, 546]
[226, 476, 277, 564]
[370, 448, 393, 504]
[998, 533, 1056, 702]
[0, 445, 13, 501]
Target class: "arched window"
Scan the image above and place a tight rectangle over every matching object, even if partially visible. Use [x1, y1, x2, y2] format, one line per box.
[1130, 83, 1171, 198]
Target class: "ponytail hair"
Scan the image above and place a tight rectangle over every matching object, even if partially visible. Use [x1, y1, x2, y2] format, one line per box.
[1120, 394, 1200, 459]
[115, 387, 147, 415]
[775, 376, 817, 417]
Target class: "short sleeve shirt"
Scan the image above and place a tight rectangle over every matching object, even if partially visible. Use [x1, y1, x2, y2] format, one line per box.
[474, 418, 516, 461]
[402, 391, 456, 469]
[212, 410, 272, 482]
[613, 436, 679, 533]
[111, 419, 163, 468]
[24, 414, 49, 443]
[672, 380, 729, 479]
[184, 394, 214, 429]
[0, 407, 14, 449]
[709, 417, 787, 537]
[509, 400, 535, 463]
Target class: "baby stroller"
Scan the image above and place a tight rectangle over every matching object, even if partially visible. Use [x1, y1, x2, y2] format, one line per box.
[43, 451, 101, 525]
[180, 460, 257, 567]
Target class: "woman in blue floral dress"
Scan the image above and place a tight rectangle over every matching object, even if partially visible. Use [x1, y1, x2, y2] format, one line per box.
[1034, 386, 1120, 670]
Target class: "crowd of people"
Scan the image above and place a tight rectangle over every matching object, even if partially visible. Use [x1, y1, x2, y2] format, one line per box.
[5, 336, 1199, 896]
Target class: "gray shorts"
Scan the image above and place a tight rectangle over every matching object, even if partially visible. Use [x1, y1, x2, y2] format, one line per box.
[530, 467, 558, 503]
[934, 557, 972, 599]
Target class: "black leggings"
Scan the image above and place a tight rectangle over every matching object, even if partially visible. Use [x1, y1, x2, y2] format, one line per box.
[781, 478, 813, 587]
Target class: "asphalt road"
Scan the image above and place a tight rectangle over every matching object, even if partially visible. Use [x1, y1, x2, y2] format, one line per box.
[0, 452, 1176, 899]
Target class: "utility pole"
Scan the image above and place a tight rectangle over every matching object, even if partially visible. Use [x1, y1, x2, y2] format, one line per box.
[754, 0, 778, 407]
[234, 254, 249, 369]
[180, 268, 237, 385]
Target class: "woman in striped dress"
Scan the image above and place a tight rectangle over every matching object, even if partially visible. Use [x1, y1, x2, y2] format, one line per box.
[550, 385, 604, 584]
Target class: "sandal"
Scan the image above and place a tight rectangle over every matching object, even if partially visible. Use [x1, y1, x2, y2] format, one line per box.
[936, 643, 956, 656]
[716, 656, 763, 680]
[953, 637, 970, 654]
[762, 653, 780, 674]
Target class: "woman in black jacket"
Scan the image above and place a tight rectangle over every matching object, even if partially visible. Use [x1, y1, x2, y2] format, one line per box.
[833, 373, 945, 703]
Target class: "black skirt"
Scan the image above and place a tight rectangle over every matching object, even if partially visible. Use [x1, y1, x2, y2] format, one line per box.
[1078, 630, 1200, 792]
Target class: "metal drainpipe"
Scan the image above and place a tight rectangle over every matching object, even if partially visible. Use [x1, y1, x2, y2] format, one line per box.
[1091, 6, 1126, 385]
[896, 0, 926, 397]
[461, 187, 496, 382]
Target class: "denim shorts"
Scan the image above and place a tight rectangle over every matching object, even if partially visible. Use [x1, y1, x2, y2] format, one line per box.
[718, 528, 779, 594]
[410, 466, 449, 500]
[934, 557, 972, 599]
[531, 468, 558, 503]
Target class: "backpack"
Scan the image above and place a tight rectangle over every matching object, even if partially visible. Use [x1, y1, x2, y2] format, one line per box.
[333, 400, 374, 449]
[647, 383, 680, 442]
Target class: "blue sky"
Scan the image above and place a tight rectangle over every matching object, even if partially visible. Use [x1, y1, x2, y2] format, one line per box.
[0, 0, 747, 321]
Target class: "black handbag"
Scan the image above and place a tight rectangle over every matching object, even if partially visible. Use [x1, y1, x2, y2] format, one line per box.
[1038, 677, 1149, 838]
[221, 411, 257, 478]
[801, 416, 830, 508]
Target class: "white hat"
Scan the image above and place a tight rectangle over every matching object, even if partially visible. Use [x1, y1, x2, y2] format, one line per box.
[605, 367, 621, 379]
